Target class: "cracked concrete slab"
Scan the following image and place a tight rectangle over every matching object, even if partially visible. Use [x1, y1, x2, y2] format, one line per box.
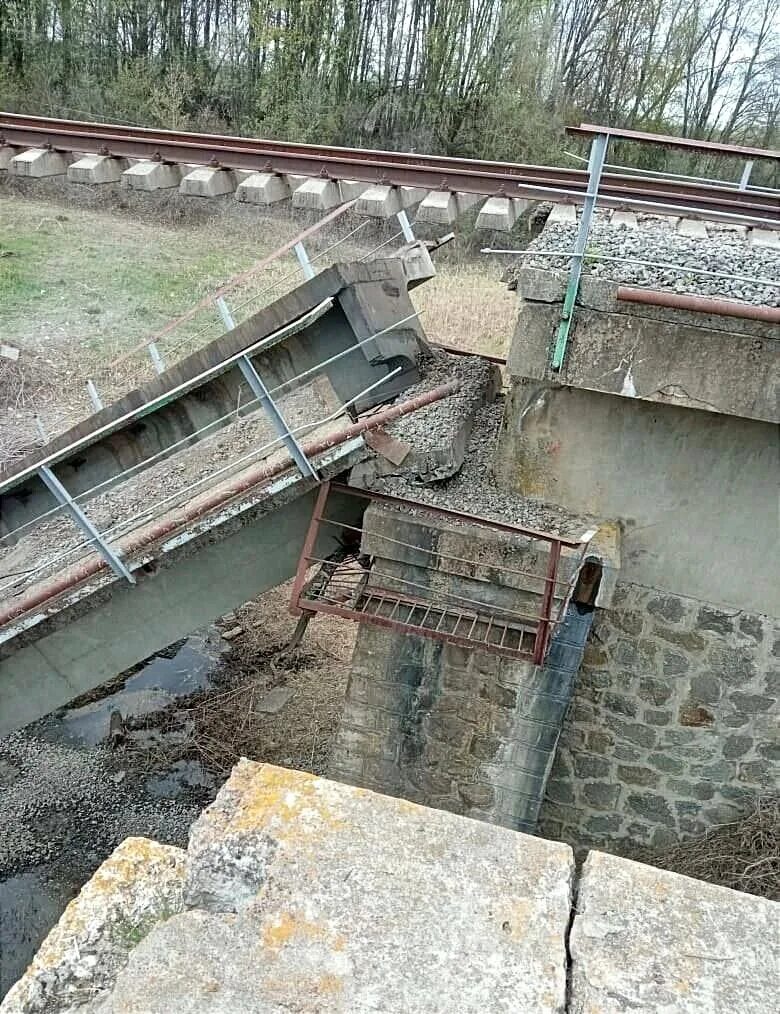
[569, 850, 779, 1013]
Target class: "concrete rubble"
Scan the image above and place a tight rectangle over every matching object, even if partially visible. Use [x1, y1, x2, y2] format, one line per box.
[1, 762, 776, 1013]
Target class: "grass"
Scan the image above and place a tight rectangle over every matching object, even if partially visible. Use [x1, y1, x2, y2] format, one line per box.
[0, 189, 516, 454]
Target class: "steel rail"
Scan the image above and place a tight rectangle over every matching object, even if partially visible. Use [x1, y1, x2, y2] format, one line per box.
[1, 113, 777, 224]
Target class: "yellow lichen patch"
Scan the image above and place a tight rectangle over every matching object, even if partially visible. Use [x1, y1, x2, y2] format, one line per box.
[214, 763, 348, 846]
[316, 973, 345, 995]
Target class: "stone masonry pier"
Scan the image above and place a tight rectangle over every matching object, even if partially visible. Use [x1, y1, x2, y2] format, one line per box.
[2, 763, 776, 1013]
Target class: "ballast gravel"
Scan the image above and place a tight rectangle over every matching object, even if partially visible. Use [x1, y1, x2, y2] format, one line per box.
[509, 212, 779, 306]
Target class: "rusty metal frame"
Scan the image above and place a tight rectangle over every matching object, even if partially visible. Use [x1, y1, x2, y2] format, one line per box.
[289, 481, 585, 664]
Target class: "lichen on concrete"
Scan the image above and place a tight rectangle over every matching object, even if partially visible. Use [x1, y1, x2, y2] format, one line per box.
[0, 837, 185, 1014]
[80, 761, 575, 1012]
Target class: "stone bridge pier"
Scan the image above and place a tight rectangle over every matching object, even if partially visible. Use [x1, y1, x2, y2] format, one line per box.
[329, 504, 617, 831]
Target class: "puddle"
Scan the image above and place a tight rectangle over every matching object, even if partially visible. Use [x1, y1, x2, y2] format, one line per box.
[0, 871, 80, 999]
[45, 629, 225, 748]
[0, 627, 227, 998]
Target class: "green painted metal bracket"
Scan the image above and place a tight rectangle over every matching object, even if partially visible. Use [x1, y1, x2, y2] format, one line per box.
[551, 132, 609, 372]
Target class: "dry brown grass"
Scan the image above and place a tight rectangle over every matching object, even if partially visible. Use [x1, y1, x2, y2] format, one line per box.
[635, 796, 780, 900]
[118, 582, 357, 781]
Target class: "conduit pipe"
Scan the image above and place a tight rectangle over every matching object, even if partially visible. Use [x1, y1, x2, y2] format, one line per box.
[0, 380, 460, 628]
[616, 286, 780, 323]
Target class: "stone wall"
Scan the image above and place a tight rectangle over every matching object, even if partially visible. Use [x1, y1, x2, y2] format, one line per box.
[538, 581, 778, 850]
[329, 505, 596, 831]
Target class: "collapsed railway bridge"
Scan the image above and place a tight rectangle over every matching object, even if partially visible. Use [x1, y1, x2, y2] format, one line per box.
[0, 119, 777, 856]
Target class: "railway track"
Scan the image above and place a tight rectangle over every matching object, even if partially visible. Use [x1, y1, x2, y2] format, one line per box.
[1, 112, 778, 227]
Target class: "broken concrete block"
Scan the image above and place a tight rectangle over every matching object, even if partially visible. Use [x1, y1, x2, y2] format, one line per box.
[547, 203, 577, 225]
[0, 838, 186, 1014]
[0, 344, 20, 361]
[180, 166, 237, 198]
[68, 154, 126, 185]
[220, 625, 244, 641]
[116, 762, 566, 1012]
[291, 177, 343, 211]
[10, 148, 70, 178]
[677, 218, 709, 239]
[570, 850, 778, 1013]
[121, 161, 183, 191]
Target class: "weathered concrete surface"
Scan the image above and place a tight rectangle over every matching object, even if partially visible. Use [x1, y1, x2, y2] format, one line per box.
[417, 191, 481, 225]
[508, 268, 778, 423]
[121, 160, 182, 190]
[9, 149, 71, 178]
[82, 762, 574, 1013]
[570, 850, 779, 1013]
[179, 167, 237, 198]
[495, 381, 779, 615]
[0, 838, 185, 1014]
[475, 197, 527, 231]
[67, 155, 126, 184]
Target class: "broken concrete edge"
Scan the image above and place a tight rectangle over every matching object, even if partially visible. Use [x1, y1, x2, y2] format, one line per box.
[0, 837, 186, 1014]
[4, 762, 775, 1014]
[512, 266, 776, 341]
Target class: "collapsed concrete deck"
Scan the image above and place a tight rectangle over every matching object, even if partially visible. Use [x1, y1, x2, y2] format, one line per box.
[2, 762, 776, 1013]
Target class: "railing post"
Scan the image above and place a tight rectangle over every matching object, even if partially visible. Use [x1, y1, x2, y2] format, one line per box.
[551, 132, 609, 372]
[293, 241, 315, 280]
[289, 481, 331, 614]
[37, 465, 135, 584]
[533, 540, 561, 665]
[147, 342, 165, 374]
[215, 296, 318, 480]
[86, 379, 103, 412]
[738, 160, 754, 191]
[397, 209, 415, 243]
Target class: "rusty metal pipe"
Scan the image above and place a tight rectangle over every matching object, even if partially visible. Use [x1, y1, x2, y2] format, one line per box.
[0, 381, 460, 628]
[616, 286, 780, 323]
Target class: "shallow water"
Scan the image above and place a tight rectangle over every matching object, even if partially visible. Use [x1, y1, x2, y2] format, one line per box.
[0, 629, 224, 999]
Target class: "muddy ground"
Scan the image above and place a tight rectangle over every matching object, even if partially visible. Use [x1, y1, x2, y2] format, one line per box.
[0, 579, 356, 997]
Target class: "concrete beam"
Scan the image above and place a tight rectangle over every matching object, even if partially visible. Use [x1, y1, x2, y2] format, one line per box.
[416, 191, 481, 225]
[67, 154, 126, 185]
[121, 161, 183, 191]
[0, 471, 366, 734]
[9, 148, 72, 178]
[475, 197, 528, 232]
[179, 166, 237, 198]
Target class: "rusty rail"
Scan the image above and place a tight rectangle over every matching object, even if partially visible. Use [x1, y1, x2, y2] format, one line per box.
[616, 287, 780, 323]
[1, 112, 777, 225]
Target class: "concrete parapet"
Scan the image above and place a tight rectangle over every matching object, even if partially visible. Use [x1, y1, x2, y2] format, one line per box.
[9, 148, 71, 178]
[291, 177, 343, 210]
[416, 191, 481, 225]
[121, 160, 183, 191]
[570, 850, 777, 1013]
[179, 167, 237, 198]
[507, 267, 778, 424]
[67, 155, 126, 185]
[475, 197, 528, 231]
